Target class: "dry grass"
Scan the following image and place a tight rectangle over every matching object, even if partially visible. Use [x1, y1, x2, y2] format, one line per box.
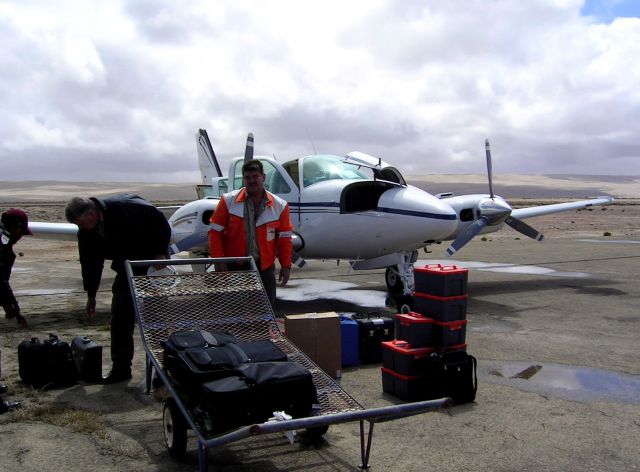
[10, 404, 108, 437]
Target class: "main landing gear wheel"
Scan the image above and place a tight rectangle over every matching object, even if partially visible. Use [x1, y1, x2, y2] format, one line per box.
[163, 398, 188, 459]
[385, 267, 403, 293]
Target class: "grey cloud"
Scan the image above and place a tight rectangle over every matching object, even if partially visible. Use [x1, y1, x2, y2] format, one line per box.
[0, 146, 196, 182]
[123, 0, 209, 44]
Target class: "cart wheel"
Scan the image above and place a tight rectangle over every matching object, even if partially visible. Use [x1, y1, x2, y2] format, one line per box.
[163, 398, 188, 459]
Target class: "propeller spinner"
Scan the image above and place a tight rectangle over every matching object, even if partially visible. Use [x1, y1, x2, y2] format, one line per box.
[446, 140, 544, 256]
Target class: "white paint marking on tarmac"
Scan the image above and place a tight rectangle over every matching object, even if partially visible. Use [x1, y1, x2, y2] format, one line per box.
[577, 239, 640, 244]
[418, 259, 590, 278]
[14, 288, 78, 296]
[278, 278, 388, 307]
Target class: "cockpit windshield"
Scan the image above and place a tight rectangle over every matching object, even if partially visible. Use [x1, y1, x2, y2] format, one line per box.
[302, 155, 370, 187]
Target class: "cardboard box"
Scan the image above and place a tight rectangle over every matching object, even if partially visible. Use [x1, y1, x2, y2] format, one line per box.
[285, 312, 342, 378]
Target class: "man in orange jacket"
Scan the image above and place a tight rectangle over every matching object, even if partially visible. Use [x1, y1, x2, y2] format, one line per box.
[209, 159, 293, 304]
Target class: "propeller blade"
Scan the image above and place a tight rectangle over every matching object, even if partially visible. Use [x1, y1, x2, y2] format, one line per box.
[244, 132, 254, 162]
[446, 218, 489, 256]
[292, 252, 306, 268]
[485, 139, 494, 199]
[505, 217, 544, 241]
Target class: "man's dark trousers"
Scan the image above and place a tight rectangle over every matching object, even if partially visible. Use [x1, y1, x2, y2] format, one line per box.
[110, 273, 135, 371]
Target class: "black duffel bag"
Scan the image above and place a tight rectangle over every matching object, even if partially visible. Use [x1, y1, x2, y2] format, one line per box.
[162, 330, 289, 388]
[435, 350, 477, 405]
[162, 329, 245, 387]
[18, 334, 78, 389]
[198, 361, 318, 434]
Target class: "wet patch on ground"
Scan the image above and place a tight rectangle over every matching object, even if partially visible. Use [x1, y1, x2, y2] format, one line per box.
[480, 361, 640, 404]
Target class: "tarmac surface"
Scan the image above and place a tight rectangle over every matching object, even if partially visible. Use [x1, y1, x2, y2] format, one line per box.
[1, 219, 639, 471]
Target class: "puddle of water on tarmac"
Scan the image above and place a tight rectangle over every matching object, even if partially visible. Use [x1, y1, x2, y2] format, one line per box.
[480, 361, 640, 404]
[419, 259, 590, 278]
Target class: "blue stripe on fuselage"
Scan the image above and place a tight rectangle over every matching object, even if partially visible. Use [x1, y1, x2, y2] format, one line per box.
[289, 202, 456, 220]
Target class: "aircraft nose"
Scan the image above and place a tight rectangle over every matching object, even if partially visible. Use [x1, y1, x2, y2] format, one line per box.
[380, 186, 459, 241]
[429, 205, 459, 240]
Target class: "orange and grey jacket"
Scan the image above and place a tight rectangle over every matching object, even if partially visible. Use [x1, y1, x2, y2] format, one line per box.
[208, 188, 293, 270]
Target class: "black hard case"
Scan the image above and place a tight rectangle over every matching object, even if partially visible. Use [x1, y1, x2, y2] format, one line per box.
[71, 336, 103, 382]
[381, 350, 477, 404]
[351, 313, 395, 363]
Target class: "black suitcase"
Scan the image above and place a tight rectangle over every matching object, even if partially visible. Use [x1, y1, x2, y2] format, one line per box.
[18, 334, 77, 388]
[352, 312, 395, 363]
[71, 336, 103, 382]
[198, 361, 318, 434]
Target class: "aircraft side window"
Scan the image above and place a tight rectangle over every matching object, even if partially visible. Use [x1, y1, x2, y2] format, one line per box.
[233, 160, 244, 189]
[262, 160, 291, 194]
[267, 172, 291, 194]
[283, 161, 300, 189]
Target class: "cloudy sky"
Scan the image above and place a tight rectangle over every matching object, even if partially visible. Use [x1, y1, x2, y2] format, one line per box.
[1, 0, 639, 182]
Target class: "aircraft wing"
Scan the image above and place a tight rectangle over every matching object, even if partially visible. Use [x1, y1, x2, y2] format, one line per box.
[511, 196, 614, 220]
[157, 205, 182, 219]
[29, 222, 79, 240]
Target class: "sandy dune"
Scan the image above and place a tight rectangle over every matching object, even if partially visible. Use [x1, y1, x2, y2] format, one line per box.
[1, 174, 639, 204]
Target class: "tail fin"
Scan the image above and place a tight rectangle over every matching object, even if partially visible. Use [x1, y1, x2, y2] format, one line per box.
[197, 129, 223, 184]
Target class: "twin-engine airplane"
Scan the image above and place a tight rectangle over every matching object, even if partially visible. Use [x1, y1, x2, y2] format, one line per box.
[28, 129, 614, 302]
[169, 130, 613, 296]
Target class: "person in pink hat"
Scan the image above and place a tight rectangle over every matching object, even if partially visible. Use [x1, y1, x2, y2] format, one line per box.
[1, 208, 31, 329]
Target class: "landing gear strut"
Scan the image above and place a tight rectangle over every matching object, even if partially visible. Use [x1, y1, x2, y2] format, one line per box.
[385, 251, 417, 313]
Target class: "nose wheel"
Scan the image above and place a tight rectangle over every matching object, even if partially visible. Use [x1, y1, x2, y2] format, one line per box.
[385, 267, 404, 294]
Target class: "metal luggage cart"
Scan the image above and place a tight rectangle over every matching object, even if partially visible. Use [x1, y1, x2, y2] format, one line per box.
[125, 257, 449, 471]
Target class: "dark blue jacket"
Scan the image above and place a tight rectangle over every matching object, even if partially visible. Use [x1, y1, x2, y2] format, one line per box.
[0, 222, 18, 308]
[77, 194, 171, 297]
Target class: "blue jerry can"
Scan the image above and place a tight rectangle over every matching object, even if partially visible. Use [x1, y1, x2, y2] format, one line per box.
[340, 315, 359, 367]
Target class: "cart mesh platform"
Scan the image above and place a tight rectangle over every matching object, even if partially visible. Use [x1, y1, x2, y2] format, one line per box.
[126, 257, 449, 471]
[129, 259, 362, 417]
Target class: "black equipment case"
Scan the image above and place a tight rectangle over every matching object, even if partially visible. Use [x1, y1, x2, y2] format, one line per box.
[71, 336, 103, 382]
[381, 349, 477, 404]
[351, 312, 395, 363]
